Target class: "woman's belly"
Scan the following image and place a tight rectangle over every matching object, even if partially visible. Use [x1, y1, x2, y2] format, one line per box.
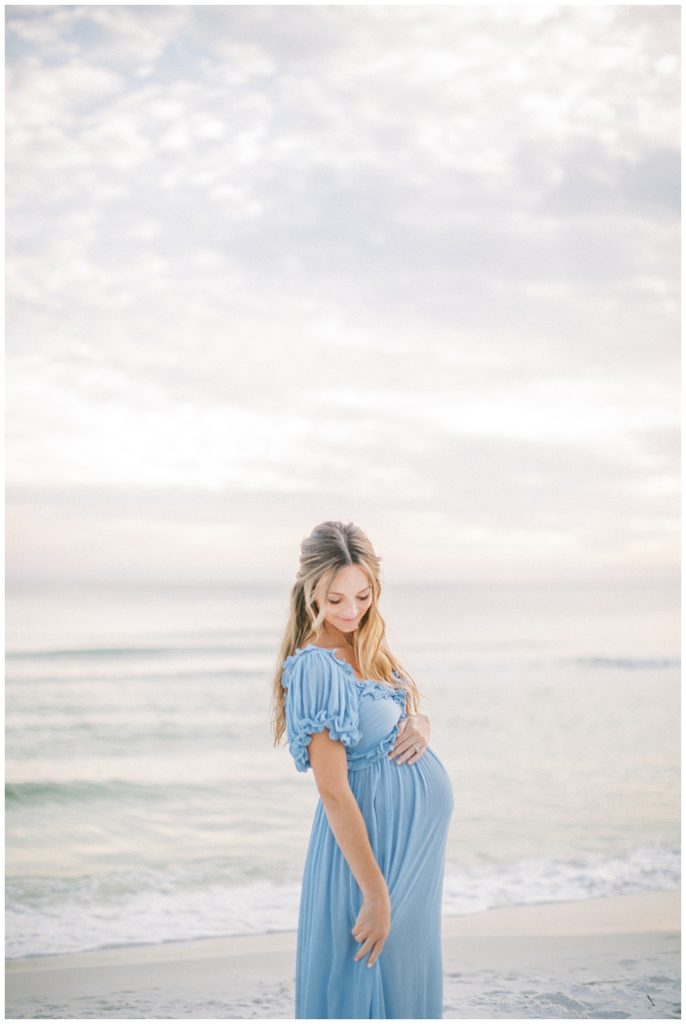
[349, 741, 454, 834]
[346, 694, 454, 835]
[345, 742, 454, 908]
[390, 744, 454, 825]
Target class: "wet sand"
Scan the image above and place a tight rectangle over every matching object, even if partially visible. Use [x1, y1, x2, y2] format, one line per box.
[6, 889, 680, 1019]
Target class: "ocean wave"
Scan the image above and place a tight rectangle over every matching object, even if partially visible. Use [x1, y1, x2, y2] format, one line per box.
[6, 644, 270, 661]
[572, 656, 680, 670]
[5, 779, 213, 806]
[5, 845, 680, 961]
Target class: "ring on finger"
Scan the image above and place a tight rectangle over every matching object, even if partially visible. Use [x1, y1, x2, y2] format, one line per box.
[398, 744, 421, 761]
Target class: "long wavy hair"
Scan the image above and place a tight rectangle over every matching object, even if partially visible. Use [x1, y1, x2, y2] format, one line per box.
[271, 520, 422, 748]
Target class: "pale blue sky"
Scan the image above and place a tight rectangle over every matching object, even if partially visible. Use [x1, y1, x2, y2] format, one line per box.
[5, 4, 680, 585]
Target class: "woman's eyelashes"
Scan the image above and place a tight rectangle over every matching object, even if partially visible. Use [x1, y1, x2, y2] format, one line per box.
[329, 596, 370, 605]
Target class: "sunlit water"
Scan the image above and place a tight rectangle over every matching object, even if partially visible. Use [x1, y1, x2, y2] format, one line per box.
[5, 580, 679, 960]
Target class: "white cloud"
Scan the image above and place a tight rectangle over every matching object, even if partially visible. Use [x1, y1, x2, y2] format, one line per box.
[4, 4, 679, 584]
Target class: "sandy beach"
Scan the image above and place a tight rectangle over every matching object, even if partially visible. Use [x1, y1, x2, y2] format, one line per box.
[6, 889, 679, 1019]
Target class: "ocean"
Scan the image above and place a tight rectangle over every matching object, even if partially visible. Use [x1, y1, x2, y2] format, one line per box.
[5, 580, 680, 962]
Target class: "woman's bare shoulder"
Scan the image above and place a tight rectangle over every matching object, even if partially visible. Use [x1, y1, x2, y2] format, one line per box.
[300, 637, 360, 674]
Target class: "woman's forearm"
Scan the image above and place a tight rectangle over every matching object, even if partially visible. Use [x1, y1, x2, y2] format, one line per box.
[319, 788, 386, 897]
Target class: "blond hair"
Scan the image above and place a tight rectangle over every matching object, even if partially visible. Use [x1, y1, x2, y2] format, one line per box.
[270, 520, 422, 747]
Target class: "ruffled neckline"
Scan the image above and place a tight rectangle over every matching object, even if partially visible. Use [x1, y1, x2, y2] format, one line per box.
[283, 643, 406, 702]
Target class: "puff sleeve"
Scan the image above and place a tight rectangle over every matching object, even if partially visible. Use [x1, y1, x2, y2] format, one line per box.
[282, 649, 362, 773]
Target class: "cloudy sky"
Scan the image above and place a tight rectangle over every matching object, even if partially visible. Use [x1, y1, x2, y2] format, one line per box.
[5, 4, 680, 586]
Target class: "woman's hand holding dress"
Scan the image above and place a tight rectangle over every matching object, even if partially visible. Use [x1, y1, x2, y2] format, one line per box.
[387, 712, 431, 764]
[351, 881, 391, 968]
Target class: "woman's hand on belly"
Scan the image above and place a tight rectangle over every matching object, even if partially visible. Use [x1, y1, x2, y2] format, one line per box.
[387, 713, 431, 765]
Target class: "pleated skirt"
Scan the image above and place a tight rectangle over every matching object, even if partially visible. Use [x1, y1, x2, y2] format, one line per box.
[295, 746, 454, 1019]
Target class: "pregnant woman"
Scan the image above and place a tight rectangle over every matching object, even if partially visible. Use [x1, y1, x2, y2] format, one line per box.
[271, 520, 454, 1019]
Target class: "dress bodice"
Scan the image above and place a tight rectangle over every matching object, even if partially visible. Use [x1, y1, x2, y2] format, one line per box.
[281, 644, 408, 773]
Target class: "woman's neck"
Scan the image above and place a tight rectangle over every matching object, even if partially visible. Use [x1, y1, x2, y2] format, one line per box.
[308, 627, 355, 649]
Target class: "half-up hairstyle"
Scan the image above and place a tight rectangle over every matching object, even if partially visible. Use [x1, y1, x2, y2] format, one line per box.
[270, 520, 422, 748]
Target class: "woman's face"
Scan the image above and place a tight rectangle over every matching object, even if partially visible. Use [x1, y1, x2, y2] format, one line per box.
[321, 565, 373, 635]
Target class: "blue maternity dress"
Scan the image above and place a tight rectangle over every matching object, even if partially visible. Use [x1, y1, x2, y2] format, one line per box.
[282, 644, 454, 1019]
